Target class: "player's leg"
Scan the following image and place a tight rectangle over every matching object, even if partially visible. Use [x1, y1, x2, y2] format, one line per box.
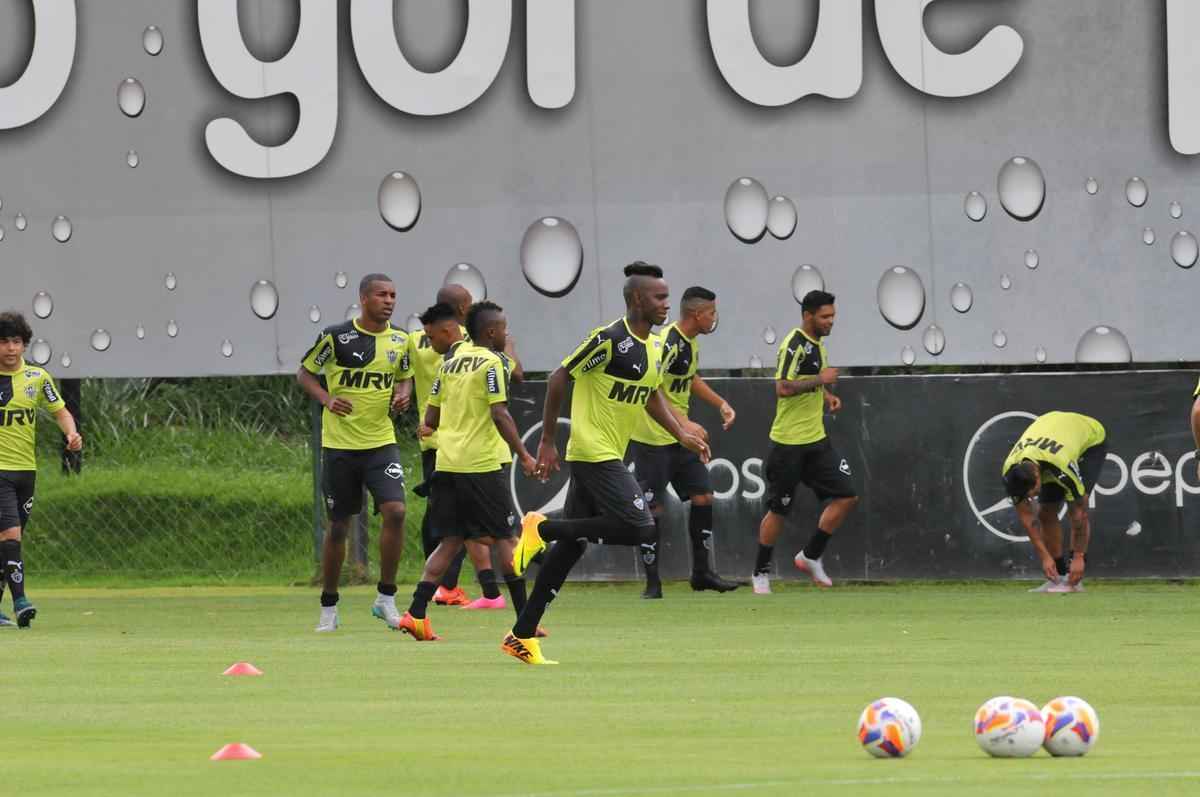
[629, 442, 669, 599]
[754, 444, 803, 593]
[1, 472, 35, 627]
[794, 441, 858, 587]
[400, 536, 464, 640]
[316, 450, 359, 631]
[420, 450, 471, 605]
[365, 445, 408, 626]
[462, 538, 505, 608]
[672, 446, 737, 592]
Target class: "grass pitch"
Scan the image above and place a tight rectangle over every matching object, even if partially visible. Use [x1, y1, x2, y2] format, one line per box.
[10, 581, 1200, 797]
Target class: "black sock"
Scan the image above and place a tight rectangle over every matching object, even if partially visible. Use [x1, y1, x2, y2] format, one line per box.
[1055, 556, 1068, 577]
[408, 580, 437, 619]
[513, 539, 586, 638]
[420, 509, 436, 559]
[754, 544, 774, 576]
[320, 591, 339, 607]
[541, 516, 652, 546]
[376, 582, 397, 597]
[2, 540, 24, 601]
[478, 569, 501, 600]
[802, 528, 833, 561]
[504, 574, 527, 615]
[640, 520, 660, 583]
[688, 504, 714, 573]
[441, 546, 466, 590]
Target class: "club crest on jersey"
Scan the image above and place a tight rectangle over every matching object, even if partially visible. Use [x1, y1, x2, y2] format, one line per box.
[617, 336, 634, 354]
[24, 384, 36, 400]
[337, 330, 359, 344]
[384, 462, 404, 480]
[387, 350, 397, 364]
[804, 342, 814, 355]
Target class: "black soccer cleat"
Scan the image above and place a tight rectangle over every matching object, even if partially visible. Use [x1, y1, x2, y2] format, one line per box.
[14, 598, 36, 628]
[641, 580, 663, 600]
[689, 570, 739, 593]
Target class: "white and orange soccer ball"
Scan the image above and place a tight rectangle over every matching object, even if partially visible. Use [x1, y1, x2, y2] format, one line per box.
[974, 696, 1045, 757]
[1041, 697, 1100, 756]
[857, 697, 922, 758]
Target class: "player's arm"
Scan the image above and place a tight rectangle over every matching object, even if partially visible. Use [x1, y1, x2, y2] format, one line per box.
[504, 335, 525, 383]
[647, 389, 710, 463]
[534, 366, 571, 480]
[52, 407, 82, 451]
[391, 377, 412, 414]
[419, 376, 442, 439]
[297, 366, 352, 416]
[1014, 498, 1058, 582]
[777, 369, 837, 398]
[491, 403, 535, 476]
[691, 375, 735, 430]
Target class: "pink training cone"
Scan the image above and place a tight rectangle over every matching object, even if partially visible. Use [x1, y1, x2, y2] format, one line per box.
[210, 743, 262, 761]
[222, 662, 263, 676]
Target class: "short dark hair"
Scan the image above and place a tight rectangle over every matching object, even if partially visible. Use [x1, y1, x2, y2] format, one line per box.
[465, 300, 503, 341]
[0, 311, 33, 344]
[359, 273, 393, 295]
[801, 290, 836, 314]
[623, 261, 663, 279]
[681, 286, 715, 303]
[1003, 461, 1039, 501]
[419, 302, 457, 326]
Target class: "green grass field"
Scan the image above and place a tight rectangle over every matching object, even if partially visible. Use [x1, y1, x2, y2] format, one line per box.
[9, 581, 1200, 796]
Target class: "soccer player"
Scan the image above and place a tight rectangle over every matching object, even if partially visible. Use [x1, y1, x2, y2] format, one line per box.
[628, 286, 738, 598]
[397, 301, 537, 640]
[298, 274, 414, 632]
[406, 285, 474, 606]
[1002, 411, 1107, 593]
[0, 311, 83, 628]
[752, 290, 858, 594]
[501, 262, 710, 665]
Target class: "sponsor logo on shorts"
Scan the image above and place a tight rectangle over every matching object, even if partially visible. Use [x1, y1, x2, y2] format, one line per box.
[643, 490, 655, 504]
[780, 495, 791, 506]
[338, 331, 359, 344]
[22, 497, 34, 514]
[384, 462, 404, 480]
[617, 336, 634, 354]
[633, 496, 645, 511]
[8, 563, 22, 584]
[325, 495, 335, 509]
[839, 459, 851, 476]
[507, 514, 516, 527]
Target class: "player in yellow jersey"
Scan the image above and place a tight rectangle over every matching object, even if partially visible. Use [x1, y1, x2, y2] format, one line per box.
[501, 262, 709, 665]
[628, 286, 738, 598]
[0, 312, 82, 628]
[298, 275, 414, 632]
[1002, 411, 1107, 593]
[397, 302, 537, 641]
[406, 285, 474, 606]
[752, 290, 858, 594]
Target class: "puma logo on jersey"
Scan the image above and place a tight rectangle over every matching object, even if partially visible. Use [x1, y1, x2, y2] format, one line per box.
[351, 351, 366, 361]
[632, 363, 642, 373]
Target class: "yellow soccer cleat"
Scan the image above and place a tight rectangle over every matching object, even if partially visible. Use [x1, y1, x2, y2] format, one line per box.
[512, 512, 547, 577]
[501, 632, 558, 665]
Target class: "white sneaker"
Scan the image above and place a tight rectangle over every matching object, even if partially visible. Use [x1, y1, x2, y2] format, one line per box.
[794, 552, 833, 587]
[1028, 577, 1064, 593]
[315, 605, 338, 632]
[751, 572, 771, 594]
[1047, 581, 1085, 594]
[371, 594, 401, 628]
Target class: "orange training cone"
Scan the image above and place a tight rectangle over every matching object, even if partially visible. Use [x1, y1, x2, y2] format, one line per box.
[222, 662, 263, 676]
[210, 743, 262, 761]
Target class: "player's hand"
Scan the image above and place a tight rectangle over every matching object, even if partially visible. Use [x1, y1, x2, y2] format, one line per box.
[826, 394, 843, 413]
[683, 419, 709, 443]
[719, 402, 736, 430]
[1068, 553, 1086, 586]
[535, 439, 560, 483]
[417, 424, 434, 439]
[390, 391, 410, 413]
[65, 432, 83, 451]
[818, 367, 839, 386]
[679, 430, 711, 464]
[1040, 554, 1059, 583]
[325, 396, 354, 416]
[519, 452, 538, 478]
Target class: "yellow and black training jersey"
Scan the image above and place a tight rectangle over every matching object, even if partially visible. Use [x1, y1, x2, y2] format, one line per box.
[406, 325, 467, 452]
[1002, 411, 1107, 501]
[301, 319, 414, 450]
[631, 323, 699, 447]
[429, 342, 510, 473]
[769, 328, 828, 446]
[561, 318, 667, 463]
[0, 360, 65, 471]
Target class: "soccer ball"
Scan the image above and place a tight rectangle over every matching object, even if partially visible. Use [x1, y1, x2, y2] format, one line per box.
[974, 696, 1045, 758]
[1041, 697, 1100, 757]
[857, 697, 922, 758]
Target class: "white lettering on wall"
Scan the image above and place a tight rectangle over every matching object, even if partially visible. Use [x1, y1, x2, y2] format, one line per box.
[0, 0, 75, 130]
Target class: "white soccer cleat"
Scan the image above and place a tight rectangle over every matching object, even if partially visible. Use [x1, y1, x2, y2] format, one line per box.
[751, 572, 772, 594]
[371, 595, 402, 628]
[315, 606, 339, 632]
[794, 552, 833, 587]
[1028, 578, 1063, 593]
[1047, 581, 1085, 594]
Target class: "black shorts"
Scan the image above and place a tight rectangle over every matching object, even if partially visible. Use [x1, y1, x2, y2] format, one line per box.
[1040, 443, 1109, 504]
[565, 460, 655, 528]
[412, 448, 437, 499]
[764, 439, 857, 515]
[321, 445, 407, 520]
[0, 471, 35, 530]
[628, 441, 711, 508]
[429, 469, 518, 540]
